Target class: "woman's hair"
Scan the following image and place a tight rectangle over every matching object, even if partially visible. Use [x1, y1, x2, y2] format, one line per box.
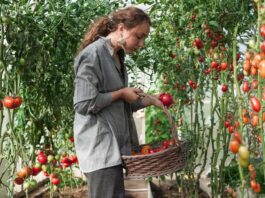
[77, 6, 151, 53]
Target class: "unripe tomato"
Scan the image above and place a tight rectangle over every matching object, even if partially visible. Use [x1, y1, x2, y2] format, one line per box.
[238, 156, 249, 167]
[159, 93, 174, 107]
[229, 140, 240, 154]
[250, 97, 261, 112]
[47, 155, 54, 163]
[238, 145, 250, 160]
[23, 182, 31, 190]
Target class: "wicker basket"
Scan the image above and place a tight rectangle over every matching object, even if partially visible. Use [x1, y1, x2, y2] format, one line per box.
[122, 141, 186, 179]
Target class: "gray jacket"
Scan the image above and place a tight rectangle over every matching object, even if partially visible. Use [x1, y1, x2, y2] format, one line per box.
[73, 37, 143, 173]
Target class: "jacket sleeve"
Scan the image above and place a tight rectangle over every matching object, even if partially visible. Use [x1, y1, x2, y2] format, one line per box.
[130, 98, 145, 112]
[73, 49, 112, 114]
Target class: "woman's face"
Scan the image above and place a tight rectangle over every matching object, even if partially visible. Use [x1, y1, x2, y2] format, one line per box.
[121, 22, 150, 53]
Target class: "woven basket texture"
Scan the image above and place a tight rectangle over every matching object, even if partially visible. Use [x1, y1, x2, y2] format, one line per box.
[122, 141, 186, 179]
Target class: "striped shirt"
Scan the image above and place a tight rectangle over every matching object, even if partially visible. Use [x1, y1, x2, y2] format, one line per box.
[73, 37, 143, 173]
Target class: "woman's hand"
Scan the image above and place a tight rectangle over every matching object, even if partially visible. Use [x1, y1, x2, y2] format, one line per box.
[111, 87, 143, 103]
[140, 93, 164, 108]
[121, 87, 143, 103]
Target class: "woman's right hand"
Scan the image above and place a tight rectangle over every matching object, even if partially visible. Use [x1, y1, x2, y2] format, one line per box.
[120, 87, 142, 103]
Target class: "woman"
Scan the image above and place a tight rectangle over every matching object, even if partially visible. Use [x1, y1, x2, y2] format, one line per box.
[73, 6, 162, 198]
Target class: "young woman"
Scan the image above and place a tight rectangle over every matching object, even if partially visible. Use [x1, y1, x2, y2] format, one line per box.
[73, 6, 162, 198]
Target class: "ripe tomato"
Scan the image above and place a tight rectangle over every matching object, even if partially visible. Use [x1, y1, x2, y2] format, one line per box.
[14, 177, 24, 185]
[159, 93, 174, 107]
[37, 154, 47, 164]
[250, 97, 261, 112]
[193, 38, 203, 49]
[32, 166, 41, 176]
[220, 62, 228, 70]
[238, 145, 250, 160]
[251, 115, 259, 127]
[2, 96, 22, 109]
[233, 132, 242, 144]
[52, 177, 60, 185]
[69, 155, 78, 163]
[228, 126, 234, 134]
[221, 84, 228, 92]
[250, 180, 258, 190]
[251, 79, 258, 89]
[211, 61, 219, 69]
[253, 183, 261, 193]
[242, 81, 250, 92]
[224, 121, 230, 128]
[229, 140, 240, 154]
[17, 167, 32, 179]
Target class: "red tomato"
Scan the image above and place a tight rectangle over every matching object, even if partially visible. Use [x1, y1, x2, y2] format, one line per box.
[211, 61, 219, 69]
[250, 180, 258, 190]
[69, 155, 78, 163]
[37, 154, 47, 164]
[2, 96, 14, 109]
[224, 121, 230, 128]
[250, 97, 261, 112]
[251, 79, 258, 89]
[32, 166, 41, 176]
[50, 173, 57, 179]
[2, 96, 22, 109]
[242, 81, 250, 92]
[14, 177, 24, 185]
[221, 84, 228, 92]
[52, 177, 60, 185]
[228, 126, 234, 134]
[233, 132, 242, 144]
[193, 38, 203, 49]
[220, 62, 228, 70]
[159, 93, 174, 107]
[229, 140, 240, 153]
[253, 183, 261, 193]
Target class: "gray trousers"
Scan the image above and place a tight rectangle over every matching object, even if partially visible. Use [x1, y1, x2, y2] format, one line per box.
[85, 165, 125, 198]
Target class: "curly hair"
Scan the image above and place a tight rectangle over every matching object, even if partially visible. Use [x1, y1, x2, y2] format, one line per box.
[76, 6, 151, 54]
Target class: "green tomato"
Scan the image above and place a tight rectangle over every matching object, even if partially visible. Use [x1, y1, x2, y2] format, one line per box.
[23, 182, 30, 190]
[47, 155, 54, 163]
[238, 145, 250, 160]
[1, 16, 10, 24]
[19, 58, 26, 66]
[248, 39, 256, 49]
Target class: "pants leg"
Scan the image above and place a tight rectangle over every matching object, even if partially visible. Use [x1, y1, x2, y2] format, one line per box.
[85, 165, 125, 198]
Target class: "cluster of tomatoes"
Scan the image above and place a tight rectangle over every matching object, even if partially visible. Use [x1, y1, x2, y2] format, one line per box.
[0, 95, 22, 110]
[132, 139, 176, 155]
[248, 164, 261, 193]
[14, 149, 78, 191]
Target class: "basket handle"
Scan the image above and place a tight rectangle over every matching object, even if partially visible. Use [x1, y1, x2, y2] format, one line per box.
[138, 92, 179, 143]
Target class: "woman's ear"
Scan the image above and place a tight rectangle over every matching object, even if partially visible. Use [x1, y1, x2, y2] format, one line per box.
[117, 23, 125, 33]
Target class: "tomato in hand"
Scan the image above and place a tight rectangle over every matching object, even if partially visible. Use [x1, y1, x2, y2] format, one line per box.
[159, 93, 174, 107]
